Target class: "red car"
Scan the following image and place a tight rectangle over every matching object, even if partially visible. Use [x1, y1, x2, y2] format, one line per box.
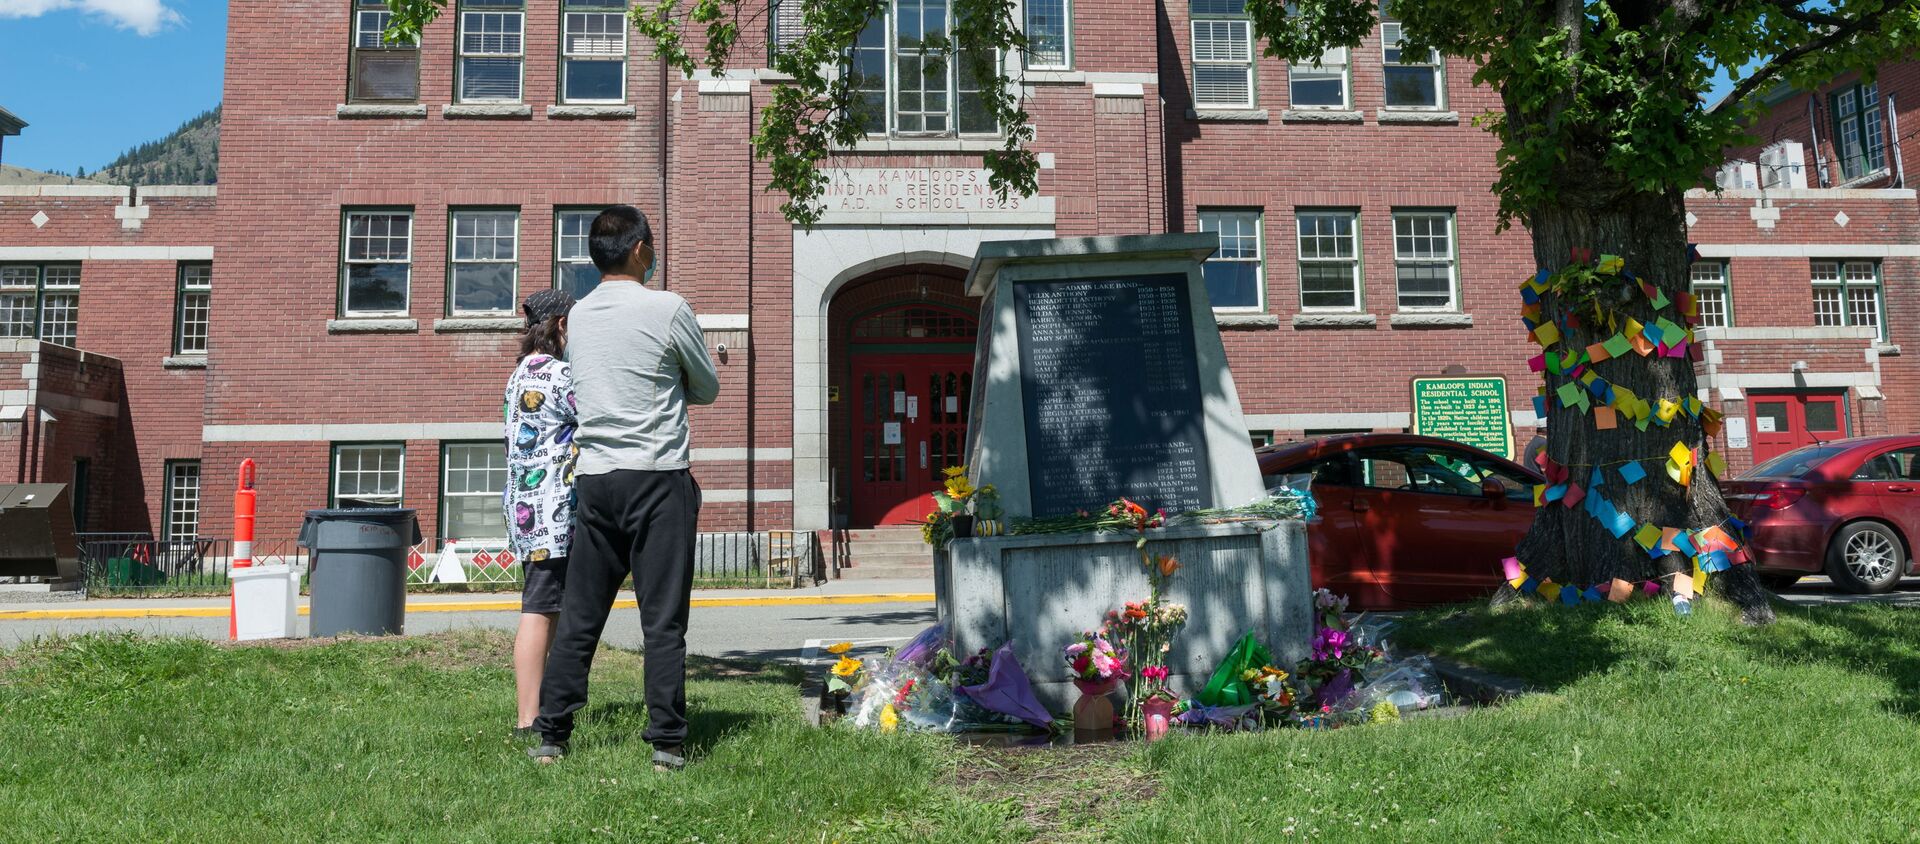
[1256, 433, 1543, 611]
[1723, 435, 1920, 593]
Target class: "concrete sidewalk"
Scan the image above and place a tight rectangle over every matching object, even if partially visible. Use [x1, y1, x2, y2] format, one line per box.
[0, 577, 934, 620]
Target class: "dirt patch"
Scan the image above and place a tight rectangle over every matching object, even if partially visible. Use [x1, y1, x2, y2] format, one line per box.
[947, 741, 1158, 842]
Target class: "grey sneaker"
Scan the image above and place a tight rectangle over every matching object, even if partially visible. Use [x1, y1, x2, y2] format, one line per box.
[527, 741, 568, 764]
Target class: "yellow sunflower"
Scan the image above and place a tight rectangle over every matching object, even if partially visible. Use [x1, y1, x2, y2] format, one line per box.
[831, 656, 861, 677]
[826, 642, 853, 655]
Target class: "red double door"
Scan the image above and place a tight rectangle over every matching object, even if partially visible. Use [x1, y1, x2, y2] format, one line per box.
[849, 356, 974, 526]
[1749, 392, 1847, 465]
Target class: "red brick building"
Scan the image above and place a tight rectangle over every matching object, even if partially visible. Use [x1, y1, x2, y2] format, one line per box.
[2, 7, 1915, 563]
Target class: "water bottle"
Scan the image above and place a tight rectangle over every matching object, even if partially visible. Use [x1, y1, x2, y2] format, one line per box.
[1672, 594, 1692, 616]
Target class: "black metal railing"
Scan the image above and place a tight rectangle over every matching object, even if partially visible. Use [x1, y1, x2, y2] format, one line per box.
[76, 534, 306, 595]
[694, 530, 824, 587]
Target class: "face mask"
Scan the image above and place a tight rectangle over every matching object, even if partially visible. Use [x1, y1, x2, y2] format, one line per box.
[644, 262, 656, 284]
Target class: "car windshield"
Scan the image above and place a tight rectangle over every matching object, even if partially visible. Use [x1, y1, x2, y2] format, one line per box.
[1746, 445, 1850, 479]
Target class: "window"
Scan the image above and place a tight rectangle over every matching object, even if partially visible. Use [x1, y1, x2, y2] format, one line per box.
[1811, 260, 1882, 340]
[1296, 211, 1360, 310]
[459, 0, 525, 102]
[442, 443, 508, 542]
[555, 209, 604, 298]
[174, 263, 211, 355]
[1380, 18, 1440, 108]
[341, 210, 412, 317]
[1190, 0, 1253, 109]
[1689, 261, 1731, 328]
[449, 209, 518, 316]
[1392, 210, 1455, 310]
[1024, 0, 1070, 68]
[1288, 47, 1348, 108]
[0, 264, 80, 346]
[350, 0, 420, 102]
[1833, 82, 1886, 181]
[1249, 430, 1274, 448]
[162, 461, 201, 542]
[1852, 449, 1920, 481]
[333, 444, 404, 508]
[1198, 210, 1264, 310]
[1356, 445, 1530, 501]
[848, 0, 998, 136]
[562, 1, 628, 103]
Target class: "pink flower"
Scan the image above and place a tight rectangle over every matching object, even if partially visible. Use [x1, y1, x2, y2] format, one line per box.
[1065, 642, 1088, 657]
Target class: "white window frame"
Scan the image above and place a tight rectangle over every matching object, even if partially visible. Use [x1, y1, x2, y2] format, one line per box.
[341, 209, 414, 318]
[1022, 0, 1072, 70]
[1288, 47, 1349, 110]
[1190, 11, 1254, 110]
[555, 209, 604, 296]
[458, 2, 526, 103]
[163, 461, 202, 542]
[1833, 82, 1886, 181]
[1812, 260, 1885, 341]
[440, 442, 509, 543]
[0, 265, 82, 347]
[561, 3, 629, 104]
[1198, 209, 1266, 313]
[448, 209, 520, 317]
[1391, 210, 1456, 311]
[849, 0, 1001, 137]
[1295, 210, 1362, 312]
[332, 444, 405, 509]
[175, 262, 212, 355]
[1688, 260, 1732, 329]
[1379, 19, 1442, 110]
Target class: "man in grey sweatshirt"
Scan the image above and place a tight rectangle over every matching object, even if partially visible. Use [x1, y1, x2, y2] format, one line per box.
[531, 206, 719, 771]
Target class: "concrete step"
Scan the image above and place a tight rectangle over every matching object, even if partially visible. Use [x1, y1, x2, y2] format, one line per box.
[845, 527, 925, 543]
[839, 562, 934, 580]
[845, 540, 932, 557]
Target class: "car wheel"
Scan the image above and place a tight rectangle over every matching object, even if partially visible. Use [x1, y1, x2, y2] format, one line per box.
[1825, 522, 1907, 594]
[1758, 573, 1802, 591]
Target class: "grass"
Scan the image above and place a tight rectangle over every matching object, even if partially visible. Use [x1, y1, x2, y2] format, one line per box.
[6, 600, 1920, 841]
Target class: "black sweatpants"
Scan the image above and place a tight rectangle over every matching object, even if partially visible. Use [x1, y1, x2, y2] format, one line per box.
[535, 468, 700, 749]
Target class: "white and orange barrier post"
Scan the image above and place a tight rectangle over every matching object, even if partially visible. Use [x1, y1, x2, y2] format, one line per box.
[228, 459, 256, 640]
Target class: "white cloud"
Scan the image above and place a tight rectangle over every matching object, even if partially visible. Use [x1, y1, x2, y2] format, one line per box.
[0, 0, 184, 36]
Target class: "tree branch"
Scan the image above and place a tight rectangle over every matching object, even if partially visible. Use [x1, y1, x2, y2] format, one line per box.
[1769, 0, 1854, 29]
[1722, 4, 1899, 110]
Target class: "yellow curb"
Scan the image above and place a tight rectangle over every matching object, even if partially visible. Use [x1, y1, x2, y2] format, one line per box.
[0, 592, 936, 621]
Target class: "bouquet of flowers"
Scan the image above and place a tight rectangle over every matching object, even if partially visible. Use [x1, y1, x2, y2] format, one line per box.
[921, 466, 978, 548]
[1063, 630, 1130, 684]
[1247, 664, 1297, 715]
[1295, 589, 1384, 712]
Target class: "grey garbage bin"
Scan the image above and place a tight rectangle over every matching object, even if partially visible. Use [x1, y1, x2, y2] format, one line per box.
[300, 508, 421, 637]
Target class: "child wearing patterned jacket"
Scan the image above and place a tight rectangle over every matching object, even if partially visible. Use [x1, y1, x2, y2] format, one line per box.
[503, 289, 579, 735]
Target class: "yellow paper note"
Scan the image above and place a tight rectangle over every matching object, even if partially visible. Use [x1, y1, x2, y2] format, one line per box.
[1668, 441, 1694, 468]
[1533, 323, 1560, 347]
[1706, 453, 1728, 477]
[1657, 399, 1681, 423]
[1539, 581, 1563, 602]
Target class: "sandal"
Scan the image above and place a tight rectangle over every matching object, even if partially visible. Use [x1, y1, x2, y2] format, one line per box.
[527, 742, 568, 765]
[512, 726, 539, 742]
[651, 747, 687, 773]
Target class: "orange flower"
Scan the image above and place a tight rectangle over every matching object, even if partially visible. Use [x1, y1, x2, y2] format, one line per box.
[1125, 603, 1148, 621]
[1157, 555, 1181, 577]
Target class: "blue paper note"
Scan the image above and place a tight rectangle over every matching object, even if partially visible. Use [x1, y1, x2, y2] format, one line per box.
[1583, 586, 1605, 603]
[1699, 551, 1732, 573]
[1619, 461, 1647, 485]
[1673, 532, 1697, 557]
[1520, 576, 1539, 594]
[1522, 286, 1540, 305]
[1589, 468, 1605, 489]
[1609, 510, 1637, 538]
[1533, 396, 1548, 417]
[1544, 484, 1568, 502]
[1561, 586, 1581, 606]
[1728, 516, 1751, 539]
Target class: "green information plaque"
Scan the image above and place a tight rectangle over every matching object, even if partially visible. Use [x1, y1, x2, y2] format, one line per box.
[1410, 376, 1513, 459]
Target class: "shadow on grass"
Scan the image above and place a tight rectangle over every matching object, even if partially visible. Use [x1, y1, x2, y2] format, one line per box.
[1732, 603, 1920, 722]
[1390, 603, 1640, 690]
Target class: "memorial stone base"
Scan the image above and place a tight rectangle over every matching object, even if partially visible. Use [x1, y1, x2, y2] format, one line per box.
[936, 521, 1311, 714]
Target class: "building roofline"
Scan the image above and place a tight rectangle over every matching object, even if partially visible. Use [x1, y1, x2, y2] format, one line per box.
[0, 107, 24, 136]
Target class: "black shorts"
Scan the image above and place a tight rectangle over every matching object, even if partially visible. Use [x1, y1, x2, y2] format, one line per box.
[522, 555, 568, 614]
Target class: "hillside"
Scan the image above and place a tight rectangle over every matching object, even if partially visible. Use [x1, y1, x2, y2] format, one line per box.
[94, 106, 219, 186]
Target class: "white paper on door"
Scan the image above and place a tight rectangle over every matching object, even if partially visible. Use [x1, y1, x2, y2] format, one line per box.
[883, 421, 902, 445]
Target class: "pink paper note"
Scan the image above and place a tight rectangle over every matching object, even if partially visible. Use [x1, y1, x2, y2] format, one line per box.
[1561, 483, 1586, 509]
[1502, 557, 1523, 581]
[1528, 354, 1545, 373]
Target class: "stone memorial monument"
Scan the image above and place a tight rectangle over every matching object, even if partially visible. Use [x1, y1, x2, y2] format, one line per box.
[937, 233, 1310, 712]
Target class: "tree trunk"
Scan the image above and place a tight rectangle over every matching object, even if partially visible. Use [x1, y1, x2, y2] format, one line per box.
[1511, 189, 1775, 625]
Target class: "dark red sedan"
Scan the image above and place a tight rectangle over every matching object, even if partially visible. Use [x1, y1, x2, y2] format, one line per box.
[1256, 433, 1543, 611]
[1723, 435, 1920, 593]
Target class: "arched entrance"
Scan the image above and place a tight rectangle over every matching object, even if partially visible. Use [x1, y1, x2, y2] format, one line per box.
[827, 266, 979, 527]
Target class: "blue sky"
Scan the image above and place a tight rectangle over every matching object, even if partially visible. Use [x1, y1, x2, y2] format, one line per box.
[0, 0, 224, 174]
[0, 1, 1746, 175]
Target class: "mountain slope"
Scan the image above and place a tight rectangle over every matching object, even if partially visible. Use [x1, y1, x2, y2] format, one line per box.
[94, 106, 220, 186]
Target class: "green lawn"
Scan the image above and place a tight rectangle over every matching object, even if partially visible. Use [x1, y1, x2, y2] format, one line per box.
[4, 599, 1920, 842]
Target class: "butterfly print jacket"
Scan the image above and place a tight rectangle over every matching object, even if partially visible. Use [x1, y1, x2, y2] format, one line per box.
[502, 353, 579, 561]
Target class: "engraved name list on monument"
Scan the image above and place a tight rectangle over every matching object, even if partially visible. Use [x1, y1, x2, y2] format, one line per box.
[1012, 274, 1213, 516]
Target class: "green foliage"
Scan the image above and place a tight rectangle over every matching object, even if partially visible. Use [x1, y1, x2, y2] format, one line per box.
[94, 106, 220, 187]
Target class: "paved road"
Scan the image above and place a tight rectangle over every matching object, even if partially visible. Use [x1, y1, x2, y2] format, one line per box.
[1773, 574, 1920, 607]
[0, 579, 938, 664]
